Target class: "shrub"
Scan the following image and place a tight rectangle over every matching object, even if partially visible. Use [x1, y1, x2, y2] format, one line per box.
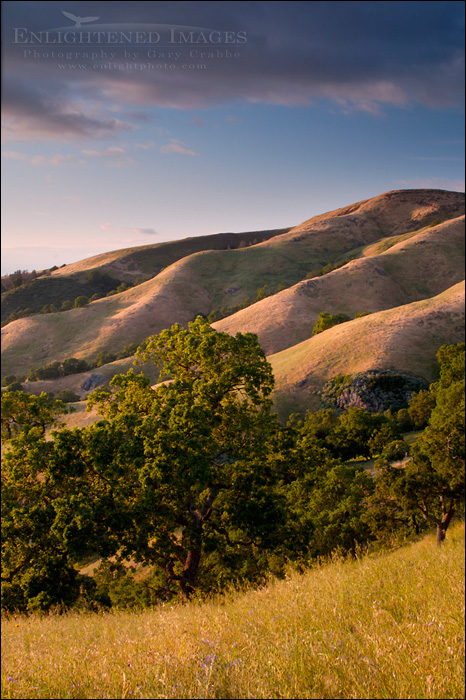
[380, 439, 410, 462]
[312, 311, 350, 335]
[2, 375, 17, 386]
[56, 389, 81, 403]
[7, 381, 24, 392]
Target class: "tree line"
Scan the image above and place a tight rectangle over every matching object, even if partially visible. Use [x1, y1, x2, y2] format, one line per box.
[1, 320, 464, 612]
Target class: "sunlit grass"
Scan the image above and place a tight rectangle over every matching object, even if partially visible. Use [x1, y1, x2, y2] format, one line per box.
[2, 523, 464, 699]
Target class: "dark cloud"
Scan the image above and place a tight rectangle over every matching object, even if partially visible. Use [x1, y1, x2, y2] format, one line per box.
[2, 79, 135, 141]
[2, 1, 464, 141]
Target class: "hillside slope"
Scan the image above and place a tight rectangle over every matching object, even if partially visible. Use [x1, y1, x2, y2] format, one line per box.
[1, 227, 288, 322]
[269, 280, 465, 418]
[22, 280, 465, 426]
[2, 190, 463, 380]
[214, 215, 465, 354]
[2, 523, 464, 699]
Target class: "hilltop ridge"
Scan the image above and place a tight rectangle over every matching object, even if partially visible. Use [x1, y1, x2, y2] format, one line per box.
[2, 188, 464, 419]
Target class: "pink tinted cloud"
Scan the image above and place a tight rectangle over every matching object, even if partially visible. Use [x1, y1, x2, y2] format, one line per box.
[160, 139, 198, 156]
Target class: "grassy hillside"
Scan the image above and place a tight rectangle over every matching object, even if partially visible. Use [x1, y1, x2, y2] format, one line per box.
[2, 522, 464, 699]
[49, 228, 289, 279]
[214, 215, 465, 354]
[269, 281, 465, 418]
[19, 281, 464, 431]
[2, 190, 464, 382]
[1, 228, 289, 323]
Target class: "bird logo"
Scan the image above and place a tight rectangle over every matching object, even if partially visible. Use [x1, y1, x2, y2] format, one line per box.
[62, 11, 100, 28]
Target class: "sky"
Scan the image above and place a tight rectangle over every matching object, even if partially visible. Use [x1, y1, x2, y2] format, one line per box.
[1, 1, 464, 274]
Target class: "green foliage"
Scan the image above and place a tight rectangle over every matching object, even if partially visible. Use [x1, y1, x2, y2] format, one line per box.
[93, 350, 117, 367]
[299, 406, 401, 461]
[28, 357, 90, 381]
[6, 381, 24, 393]
[74, 295, 89, 308]
[1, 271, 121, 324]
[307, 255, 357, 279]
[61, 357, 89, 376]
[1, 431, 81, 612]
[4, 326, 461, 612]
[408, 389, 436, 429]
[1, 390, 71, 441]
[396, 407, 413, 432]
[283, 425, 375, 557]
[55, 389, 81, 403]
[369, 343, 465, 545]
[312, 311, 351, 335]
[207, 282, 286, 324]
[2, 375, 17, 386]
[379, 439, 410, 462]
[2, 320, 377, 611]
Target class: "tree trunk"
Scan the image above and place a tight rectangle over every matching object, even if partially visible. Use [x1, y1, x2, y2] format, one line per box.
[180, 548, 202, 600]
[436, 505, 455, 547]
[436, 524, 446, 546]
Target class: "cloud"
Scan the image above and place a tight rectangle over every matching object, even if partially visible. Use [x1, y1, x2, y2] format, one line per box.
[81, 146, 126, 158]
[1, 150, 28, 161]
[1, 80, 135, 142]
[81, 145, 136, 167]
[99, 222, 114, 230]
[2, 150, 77, 166]
[225, 116, 242, 124]
[131, 227, 159, 235]
[160, 139, 198, 156]
[30, 154, 76, 166]
[192, 115, 205, 127]
[1, 1, 464, 142]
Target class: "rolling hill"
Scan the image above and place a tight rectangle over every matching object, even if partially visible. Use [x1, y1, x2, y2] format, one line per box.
[269, 280, 465, 418]
[214, 215, 465, 354]
[2, 188, 464, 421]
[1, 227, 289, 322]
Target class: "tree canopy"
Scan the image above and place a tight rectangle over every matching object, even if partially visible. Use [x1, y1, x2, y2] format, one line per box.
[2, 326, 463, 613]
[368, 344, 465, 545]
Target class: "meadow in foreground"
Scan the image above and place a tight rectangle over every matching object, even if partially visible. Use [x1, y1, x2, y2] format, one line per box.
[1, 522, 464, 700]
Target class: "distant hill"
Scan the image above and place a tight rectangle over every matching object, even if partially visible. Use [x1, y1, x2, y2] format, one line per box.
[2, 188, 464, 420]
[1, 227, 288, 323]
[269, 280, 465, 419]
[214, 215, 465, 354]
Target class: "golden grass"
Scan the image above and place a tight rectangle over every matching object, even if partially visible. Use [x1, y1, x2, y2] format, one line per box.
[2, 523, 464, 699]
[17, 280, 465, 431]
[3, 193, 463, 380]
[215, 216, 465, 355]
[269, 281, 465, 417]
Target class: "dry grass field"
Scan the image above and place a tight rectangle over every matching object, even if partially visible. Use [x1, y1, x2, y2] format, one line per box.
[1, 522, 464, 699]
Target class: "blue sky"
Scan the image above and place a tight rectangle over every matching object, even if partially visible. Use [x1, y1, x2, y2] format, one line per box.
[1, 1, 464, 274]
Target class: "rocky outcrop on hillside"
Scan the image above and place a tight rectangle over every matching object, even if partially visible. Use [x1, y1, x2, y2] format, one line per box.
[320, 370, 429, 414]
[81, 373, 105, 392]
